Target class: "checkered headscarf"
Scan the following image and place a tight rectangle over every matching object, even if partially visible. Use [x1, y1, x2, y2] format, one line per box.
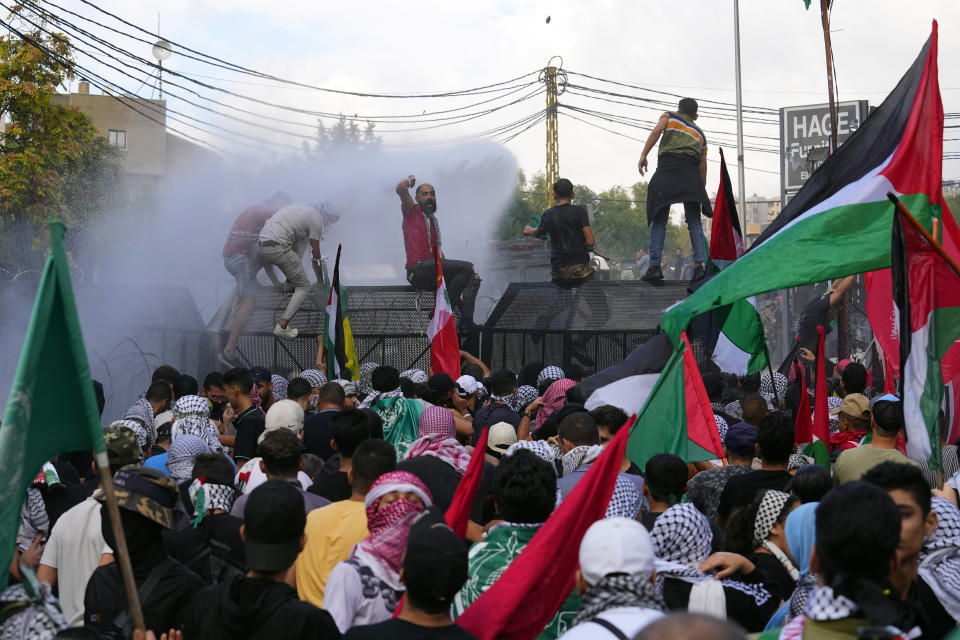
[537, 366, 566, 387]
[400, 369, 428, 384]
[188, 477, 237, 527]
[509, 385, 539, 413]
[358, 362, 379, 396]
[166, 434, 210, 484]
[761, 371, 787, 404]
[300, 369, 327, 389]
[918, 497, 960, 623]
[505, 440, 559, 473]
[753, 490, 791, 547]
[417, 406, 456, 439]
[109, 419, 149, 450]
[651, 503, 712, 568]
[605, 475, 643, 520]
[271, 374, 288, 401]
[715, 414, 728, 446]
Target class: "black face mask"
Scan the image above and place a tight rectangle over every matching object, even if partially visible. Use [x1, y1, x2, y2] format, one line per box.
[209, 400, 227, 421]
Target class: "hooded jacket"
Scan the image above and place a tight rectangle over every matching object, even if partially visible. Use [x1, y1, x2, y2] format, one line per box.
[182, 574, 340, 639]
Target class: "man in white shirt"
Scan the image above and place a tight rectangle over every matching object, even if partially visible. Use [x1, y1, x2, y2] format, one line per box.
[37, 425, 142, 627]
[258, 203, 338, 339]
[559, 518, 665, 640]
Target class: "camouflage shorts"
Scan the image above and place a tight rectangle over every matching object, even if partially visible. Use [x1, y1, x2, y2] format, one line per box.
[551, 263, 595, 288]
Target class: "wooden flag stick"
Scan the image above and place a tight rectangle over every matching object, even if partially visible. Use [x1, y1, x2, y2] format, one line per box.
[94, 451, 145, 631]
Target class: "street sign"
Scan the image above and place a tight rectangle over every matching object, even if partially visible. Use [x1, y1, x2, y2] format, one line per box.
[780, 100, 868, 201]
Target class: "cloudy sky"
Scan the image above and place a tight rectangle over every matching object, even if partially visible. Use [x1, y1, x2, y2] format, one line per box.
[30, 0, 960, 200]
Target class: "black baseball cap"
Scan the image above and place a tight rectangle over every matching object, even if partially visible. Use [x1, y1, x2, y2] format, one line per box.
[243, 479, 306, 573]
[724, 422, 758, 457]
[250, 366, 272, 383]
[403, 508, 468, 612]
[428, 373, 461, 396]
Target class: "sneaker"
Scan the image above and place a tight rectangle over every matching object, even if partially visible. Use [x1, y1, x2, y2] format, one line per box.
[218, 351, 243, 368]
[641, 266, 664, 283]
[692, 263, 706, 282]
[273, 323, 298, 339]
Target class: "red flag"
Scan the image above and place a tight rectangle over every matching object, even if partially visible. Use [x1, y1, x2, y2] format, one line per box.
[709, 147, 745, 262]
[428, 244, 460, 378]
[793, 360, 814, 445]
[813, 326, 831, 447]
[681, 331, 725, 460]
[456, 418, 632, 640]
[445, 428, 489, 538]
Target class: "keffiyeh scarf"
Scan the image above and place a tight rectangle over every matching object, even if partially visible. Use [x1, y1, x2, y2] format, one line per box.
[357, 363, 379, 397]
[353, 472, 432, 589]
[271, 374, 288, 401]
[537, 366, 566, 387]
[505, 440, 560, 473]
[18, 489, 48, 551]
[509, 385, 539, 413]
[918, 497, 960, 623]
[651, 503, 772, 606]
[400, 368, 428, 384]
[166, 434, 210, 484]
[300, 369, 328, 411]
[172, 395, 223, 453]
[761, 371, 787, 407]
[403, 406, 471, 472]
[606, 475, 643, 520]
[121, 397, 155, 448]
[725, 400, 744, 420]
[754, 490, 799, 580]
[0, 575, 66, 640]
[532, 379, 576, 433]
[188, 478, 237, 528]
[110, 419, 149, 451]
[572, 573, 666, 628]
[715, 414, 728, 446]
[561, 444, 603, 477]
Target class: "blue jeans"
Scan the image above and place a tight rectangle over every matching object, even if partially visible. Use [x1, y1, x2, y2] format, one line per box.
[648, 202, 706, 267]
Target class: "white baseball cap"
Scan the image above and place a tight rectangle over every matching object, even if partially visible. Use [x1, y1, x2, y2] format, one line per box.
[456, 375, 479, 396]
[486, 422, 518, 454]
[259, 399, 305, 443]
[579, 517, 655, 585]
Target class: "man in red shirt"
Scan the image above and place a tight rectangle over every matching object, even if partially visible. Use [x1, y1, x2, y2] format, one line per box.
[395, 175, 481, 331]
[220, 191, 290, 367]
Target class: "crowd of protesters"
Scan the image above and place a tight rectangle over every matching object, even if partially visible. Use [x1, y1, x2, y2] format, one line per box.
[4, 347, 960, 640]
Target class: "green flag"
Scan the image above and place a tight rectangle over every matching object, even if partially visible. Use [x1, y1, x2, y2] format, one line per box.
[0, 220, 106, 583]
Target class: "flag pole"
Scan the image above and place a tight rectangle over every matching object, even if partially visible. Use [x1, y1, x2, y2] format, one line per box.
[732, 0, 747, 227]
[887, 193, 960, 276]
[93, 452, 145, 631]
[765, 357, 781, 408]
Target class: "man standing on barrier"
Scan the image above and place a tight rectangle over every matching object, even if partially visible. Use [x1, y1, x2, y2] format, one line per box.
[638, 97, 712, 283]
[395, 175, 481, 333]
[258, 202, 339, 340]
[523, 178, 597, 287]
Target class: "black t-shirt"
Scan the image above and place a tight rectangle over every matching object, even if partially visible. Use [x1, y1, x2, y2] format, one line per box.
[717, 470, 793, 522]
[233, 406, 265, 463]
[303, 409, 338, 460]
[907, 577, 955, 639]
[749, 551, 796, 603]
[181, 575, 339, 640]
[662, 575, 778, 633]
[163, 513, 246, 584]
[308, 454, 352, 502]
[471, 403, 521, 445]
[345, 618, 477, 639]
[84, 557, 204, 638]
[539, 203, 591, 268]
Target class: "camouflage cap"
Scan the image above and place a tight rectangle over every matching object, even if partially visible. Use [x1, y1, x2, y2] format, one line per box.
[103, 423, 143, 467]
[95, 466, 178, 529]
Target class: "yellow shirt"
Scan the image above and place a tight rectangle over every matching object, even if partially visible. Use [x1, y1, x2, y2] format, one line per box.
[296, 499, 369, 607]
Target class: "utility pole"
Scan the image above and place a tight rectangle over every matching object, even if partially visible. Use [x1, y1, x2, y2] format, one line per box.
[542, 62, 563, 210]
[733, 0, 747, 233]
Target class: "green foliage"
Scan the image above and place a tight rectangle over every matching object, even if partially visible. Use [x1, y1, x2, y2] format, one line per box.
[307, 115, 381, 155]
[0, 18, 119, 248]
[945, 191, 960, 230]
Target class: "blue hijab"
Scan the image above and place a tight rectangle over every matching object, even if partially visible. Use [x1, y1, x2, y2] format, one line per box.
[764, 502, 818, 630]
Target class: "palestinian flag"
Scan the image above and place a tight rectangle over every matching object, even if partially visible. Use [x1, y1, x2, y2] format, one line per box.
[456, 422, 630, 640]
[709, 147, 745, 262]
[791, 357, 829, 469]
[662, 22, 947, 344]
[428, 245, 460, 379]
[711, 297, 770, 376]
[567, 333, 674, 414]
[626, 333, 725, 470]
[323, 244, 359, 381]
[892, 200, 960, 469]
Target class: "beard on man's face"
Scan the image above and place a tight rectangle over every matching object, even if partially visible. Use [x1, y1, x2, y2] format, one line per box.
[420, 199, 437, 214]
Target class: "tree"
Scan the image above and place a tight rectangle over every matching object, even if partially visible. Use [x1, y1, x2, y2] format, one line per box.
[305, 115, 381, 155]
[0, 16, 118, 256]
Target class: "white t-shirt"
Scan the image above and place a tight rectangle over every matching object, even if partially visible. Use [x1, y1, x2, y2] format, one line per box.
[234, 457, 312, 494]
[557, 607, 663, 640]
[259, 204, 323, 251]
[39, 494, 111, 627]
[324, 559, 401, 633]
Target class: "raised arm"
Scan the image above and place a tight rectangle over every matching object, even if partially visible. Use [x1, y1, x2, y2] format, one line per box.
[638, 114, 669, 176]
[828, 275, 855, 307]
[396, 175, 417, 214]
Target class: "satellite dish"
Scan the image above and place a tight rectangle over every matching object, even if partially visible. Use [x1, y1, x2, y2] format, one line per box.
[152, 39, 172, 61]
